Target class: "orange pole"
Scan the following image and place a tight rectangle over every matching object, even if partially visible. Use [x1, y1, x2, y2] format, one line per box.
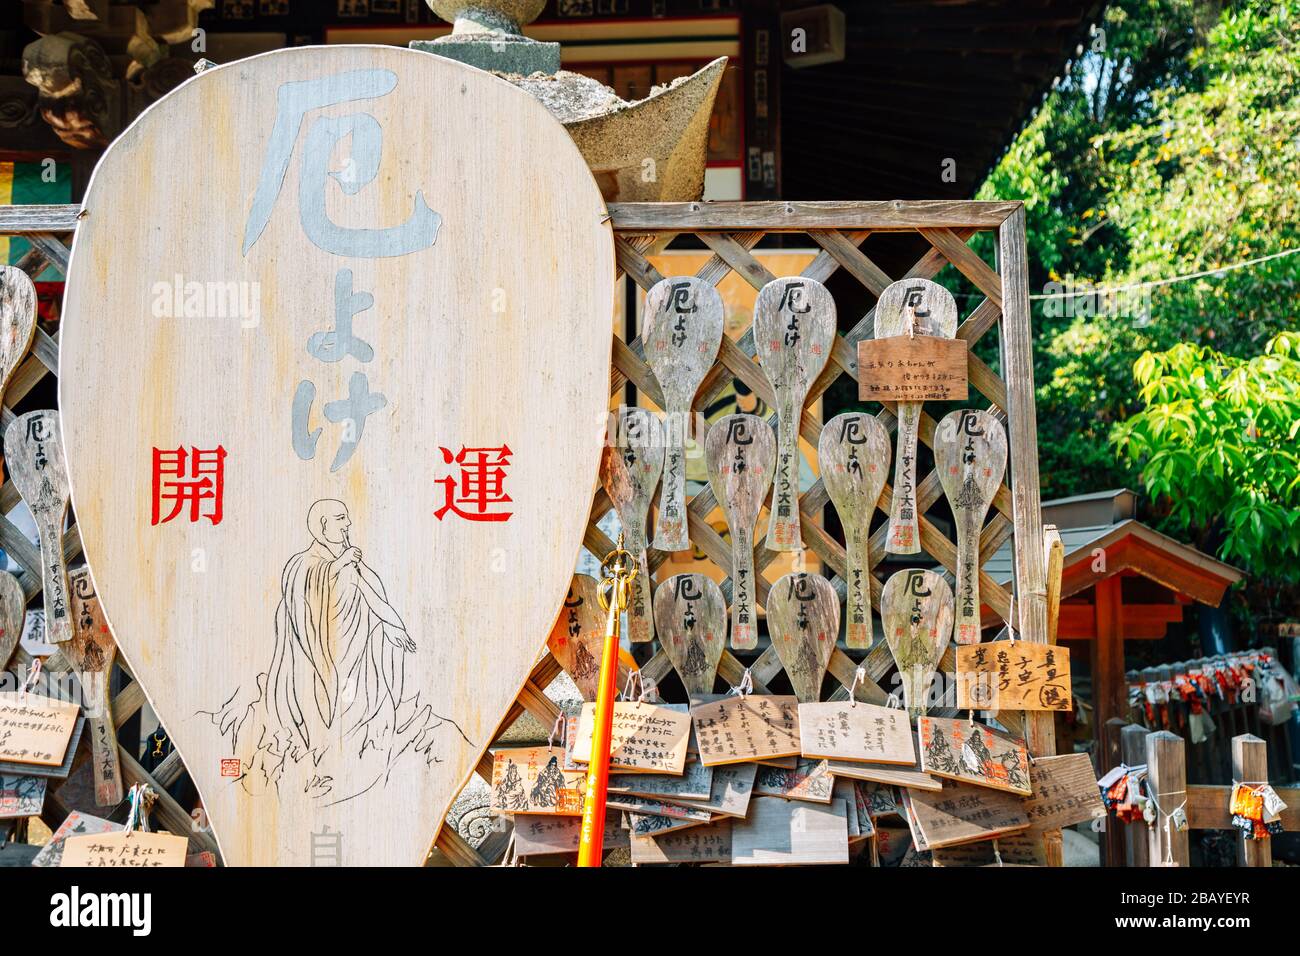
[577, 590, 622, 867]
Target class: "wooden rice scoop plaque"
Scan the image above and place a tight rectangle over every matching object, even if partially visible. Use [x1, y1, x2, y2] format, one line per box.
[644, 277, 724, 552]
[547, 574, 623, 701]
[58, 46, 615, 865]
[754, 278, 835, 551]
[600, 406, 664, 644]
[917, 716, 1031, 795]
[955, 641, 1073, 712]
[67, 567, 123, 806]
[934, 409, 1007, 644]
[818, 413, 889, 648]
[5, 411, 72, 644]
[0, 266, 37, 401]
[704, 413, 775, 649]
[654, 573, 725, 695]
[873, 279, 958, 554]
[0, 573, 22, 669]
[881, 568, 953, 718]
[767, 572, 839, 703]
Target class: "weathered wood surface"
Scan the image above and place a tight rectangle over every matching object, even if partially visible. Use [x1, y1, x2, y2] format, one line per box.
[67, 567, 123, 806]
[691, 693, 801, 765]
[818, 413, 889, 648]
[1023, 753, 1105, 835]
[704, 413, 775, 649]
[1145, 730, 1189, 866]
[607, 200, 1023, 232]
[754, 278, 835, 550]
[654, 573, 725, 695]
[825, 757, 942, 792]
[767, 572, 839, 702]
[4, 411, 71, 643]
[754, 758, 834, 803]
[934, 409, 1006, 644]
[58, 45, 616, 866]
[903, 780, 1030, 850]
[677, 761, 756, 818]
[0, 572, 22, 669]
[730, 796, 848, 865]
[609, 759, 712, 801]
[881, 569, 953, 717]
[955, 641, 1072, 712]
[799, 700, 915, 765]
[0, 267, 37, 406]
[857, 335, 968, 402]
[1232, 735, 1272, 867]
[874, 279, 958, 554]
[0, 204, 82, 234]
[546, 575, 607, 701]
[601, 407, 664, 644]
[644, 278, 724, 552]
[630, 816, 732, 864]
[917, 717, 1032, 796]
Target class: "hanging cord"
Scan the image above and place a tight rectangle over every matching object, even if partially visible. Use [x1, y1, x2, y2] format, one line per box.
[547, 711, 566, 751]
[729, 667, 754, 698]
[886, 692, 903, 710]
[848, 666, 866, 708]
[19, 658, 41, 700]
[1144, 783, 1188, 866]
[621, 669, 655, 703]
[992, 839, 1004, 867]
[125, 783, 158, 833]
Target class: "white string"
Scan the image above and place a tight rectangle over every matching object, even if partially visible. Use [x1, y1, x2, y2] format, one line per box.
[992, 838, 1004, 867]
[20, 658, 41, 699]
[886, 693, 902, 710]
[547, 712, 566, 750]
[1144, 783, 1187, 864]
[849, 666, 866, 708]
[1022, 246, 1300, 300]
[638, 674, 657, 703]
[729, 668, 754, 698]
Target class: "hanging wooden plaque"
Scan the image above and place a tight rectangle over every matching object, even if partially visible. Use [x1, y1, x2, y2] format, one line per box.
[628, 811, 711, 838]
[934, 409, 1007, 644]
[881, 569, 953, 718]
[645, 278, 725, 552]
[902, 780, 1031, 850]
[731, 796, 849, 866]
[818, 413, 890, 648]
[605, 793, 712, 821]
[955, 641, 1073, 712]
[704, 413, 775, 650]
[61, 829, 188, 868]
[874, 279, 958, 554]
[546, 575, 610, 701]
[768, 572, 839, 702]
[917, 717, 1032, 796]
[754, 277, 835, 551]
[676, 761, 757, 818]
[609, 759, 713, 802]
[1023, 752, 1106, 834]
[654, 573, 726, 695]
[572, 701, 690, 773]
[754, 758, 834, 804]
[58, 46, 615, 865]
[857, 336, 968, 402]
[930, 829, 1043, 866]
[825, 758, 943, 792]
[0, 775, 45, 818]
[67, 567, 123, 806]
[798, 701, 915, 765]
[690, 693, 800, 766]
[0, 692, 79, 767]
[489, 746, 584, 816]
[600, 406, 664, 643]
[630, 816, 733, 865]
[512, 811, 627, 857]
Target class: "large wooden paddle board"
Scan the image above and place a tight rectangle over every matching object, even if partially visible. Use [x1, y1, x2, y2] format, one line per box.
[58, 46, 614, 866]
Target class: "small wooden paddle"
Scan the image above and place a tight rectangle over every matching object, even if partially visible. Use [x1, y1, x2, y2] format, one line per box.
[0, 572, 22, 669]
[5, 410, 72, 644]
[819, 412, 890, 649]
[873, 279, 958, 554]
[704, 413, 775, 650]
[754, 278, 835, 551]
[881, 568, 954, 718]
[643, 277, 724, 552]
[0, 266, 37, 403]
[653, 573, 725, 696]
[767, 571, 839, 702]
[600, 406, 664, 643]
[68, 566, 124, 806]
[934, 409, 1007, 644]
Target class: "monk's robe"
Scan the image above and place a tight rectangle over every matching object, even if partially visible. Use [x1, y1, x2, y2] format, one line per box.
[267, 539, 407, 759]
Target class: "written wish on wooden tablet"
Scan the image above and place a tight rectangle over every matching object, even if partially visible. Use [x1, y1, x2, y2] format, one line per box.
[955, 641, 1073, 712]
[798, 701, 915, 765]
[572, 701, 690, 774]
[490, 746, 584, 816]
[60, 830, 187, 868]
[690, 694, 801, 766]
[857, 335, 968, 402]
[0, 691, 79, 768]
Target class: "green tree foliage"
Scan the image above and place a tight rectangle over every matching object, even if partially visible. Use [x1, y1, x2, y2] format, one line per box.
[973, 0, 1300, 588]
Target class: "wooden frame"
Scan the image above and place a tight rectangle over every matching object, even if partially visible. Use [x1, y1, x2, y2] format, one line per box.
[0, 199, 1057, 866]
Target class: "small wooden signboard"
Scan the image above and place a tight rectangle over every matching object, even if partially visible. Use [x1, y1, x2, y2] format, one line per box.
[930, 829, 1043, 866]
[60, 829, 188, 868]
[0, 775, 45, 818]
[630, 816, 733, 865]
[955, 641, 1073, 712]
[799, 701, 915, 765]
[609, 759, 713, 802]
[605, 794, 711, 821]
[818, 413, 890, 648]
[31, 812, 120, 867]
[690, 694, 800, 766]
[704, 413, 775, 650]
[512, 812, 627, 857]
[882, 569, 953, 718]
[490, 746, 584, 815]
[754, 277, 836, 551]
[601, 407, 665, 644]
[645, 277, 725, 552]
[1023, 752, 1106, 834]
[917, 717, 1032, 796]
[654, 573, 726, 695]
[935, 409, 1007, 644]
[731, 796, 849, 866]
[754, 758, 834, 804]
[768, 572, 839, 702]
[676, 761, 757, 818]
[573, 701, 690, 773]
[857, 336, 968, 402]
[0, 692, 79, 768]
[825, 758, 943, 792]
[628, 811, 710, 838]
[902, 780, 1031, 850]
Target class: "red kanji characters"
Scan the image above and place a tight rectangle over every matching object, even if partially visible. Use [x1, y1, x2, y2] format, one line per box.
[151, 445, 226, 526]
[435, 444, 514, 522]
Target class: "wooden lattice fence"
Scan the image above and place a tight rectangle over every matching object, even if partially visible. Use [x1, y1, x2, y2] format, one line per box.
[0, 200, 1057, 867]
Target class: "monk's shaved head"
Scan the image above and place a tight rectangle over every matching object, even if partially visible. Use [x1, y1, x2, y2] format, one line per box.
[308, 499, 351, 546]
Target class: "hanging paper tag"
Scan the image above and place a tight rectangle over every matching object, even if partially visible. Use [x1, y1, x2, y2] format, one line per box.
[690, 694, 800, 766]
[1170, 805, 1189, 832]
[797, 700, 915, 765]
[1096, 763, 1129, 790]
[1261, 785, 1288, 819]
[0, 692, 79, 767]
[572, 701, 690, 774]
[955, 642, 1072, 712]
[489, 746, 584, 815]
[60, 829, 187, 868]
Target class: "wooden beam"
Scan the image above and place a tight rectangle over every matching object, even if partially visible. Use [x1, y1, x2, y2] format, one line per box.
[1093, 577, 1127, 731]
[1145, 731, 1190, 866]
[1187, 784, 1300, 832]
[1121, 724, 1151, 868]
[608, 201, 1020, 232]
